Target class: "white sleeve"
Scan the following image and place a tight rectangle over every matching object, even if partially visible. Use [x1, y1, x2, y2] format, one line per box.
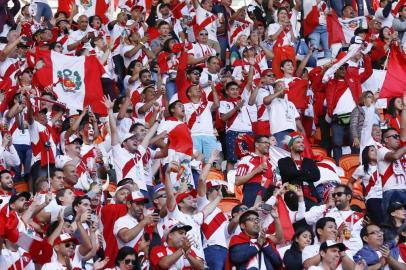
[377, 147, 390, 162]
[197, 195, 210, 211]
[28, 122, 40, 144]
[302, 245, 318, 263]
[292, 201, 306, 222]
[113, 217, 128, 236]
[219, 101, 232, 114]
[351, 165, 364, 180]
[304, 204, 326, 225]
[3, 145, 20, 167]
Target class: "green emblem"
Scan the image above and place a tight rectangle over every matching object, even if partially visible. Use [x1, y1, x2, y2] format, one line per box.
[57, 69, 82, 92]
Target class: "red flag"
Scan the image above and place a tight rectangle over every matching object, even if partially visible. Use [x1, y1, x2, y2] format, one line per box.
[96, 0, 110, 24]
[267, 196, 294, 241]
[393, 0, 406, 14]
[326, 11, 345, 47]
[380, 46, 406, 98]
[303, 0, 321, 37]
[286, 78, 308, 110]
[34, 50, 107, 115]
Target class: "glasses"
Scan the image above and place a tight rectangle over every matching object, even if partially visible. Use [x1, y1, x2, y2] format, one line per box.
[245, 217, 260, 223]
[266, 74, 275, 78]
[155, 194, 167, 199]
[199, 33, 208, 36]
[332, 191, 346, 198]
[257, 141, 270, 145]
[127, 110, 134, 113]
[64, 243, 76, 248]
[191, 72, 201, 76]
[367, 230, 383, 236]
[124, 259, 137, 265]
[365, 95, 373, 99]
[386, 134, 400, 140]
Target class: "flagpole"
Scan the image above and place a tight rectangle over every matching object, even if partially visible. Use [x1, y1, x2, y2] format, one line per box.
[383, 45, 392, 71]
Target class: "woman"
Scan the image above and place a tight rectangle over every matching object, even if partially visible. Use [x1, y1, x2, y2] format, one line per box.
[283, 227, 314, 270]
[230, 34, 248, 66]
[385, 97, 403, 133]
[382, 202, 406, 242]
[350, 91, 380, 152]
[390, 224, 406, 264]
[94, 246, 141, 270]
[351, 145, 383, 225]
[371, 26, 396, 69]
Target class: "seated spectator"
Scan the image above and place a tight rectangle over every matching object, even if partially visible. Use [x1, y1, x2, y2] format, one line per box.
[381, 201, 406, 242]
[283, 226, 315, 270]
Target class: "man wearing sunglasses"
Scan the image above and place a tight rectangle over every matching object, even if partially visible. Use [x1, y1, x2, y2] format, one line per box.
[305, 184, 364, 256]
[41, 233, 80, 270]
[377, 128, 406, 214]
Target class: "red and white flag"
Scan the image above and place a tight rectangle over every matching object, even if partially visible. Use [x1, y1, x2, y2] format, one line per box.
[34, 50, 107, 115]
[76, 0, 110, 23]
[303, 0, 322, 37]
[380, 45, 406, 98]
[326, 10, 345, 47]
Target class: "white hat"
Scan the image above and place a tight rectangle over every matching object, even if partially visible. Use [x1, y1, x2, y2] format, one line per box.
[55, 155, 73, 169]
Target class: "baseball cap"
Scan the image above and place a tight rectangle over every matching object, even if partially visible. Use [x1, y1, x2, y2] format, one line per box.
[54, 233, 79, 246]
[319, 240, 346, 252]
[121, 132, 137, 143]
[162, 219, 192, 240]
[9, 192, 31, 205]
[152, 183, 165, 200]
[175, 189, 197, 204]
[127, 191, 149, 204]
[186, 66, 203, 74]
[55, 155, 73, 169]
[388, 201, 405, 214]
[206, 179, 227, 189]
[65, 134, 83, 145]
[261, 68, 273, 77]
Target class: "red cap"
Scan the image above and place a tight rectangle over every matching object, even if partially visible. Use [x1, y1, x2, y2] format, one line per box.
[131, 5, 144, 12]
[54, 233, 79, 246]
[126, 191, 149, 203]
[175, 189, 197, 204]
[261, 68, 273, 77]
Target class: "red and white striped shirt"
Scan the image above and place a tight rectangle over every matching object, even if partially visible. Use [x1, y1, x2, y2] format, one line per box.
[377, 146, 406, 192]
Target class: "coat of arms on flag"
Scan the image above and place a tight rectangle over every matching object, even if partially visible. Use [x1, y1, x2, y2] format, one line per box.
[80, 0, 93, 8]
[57, 69, 82, 92]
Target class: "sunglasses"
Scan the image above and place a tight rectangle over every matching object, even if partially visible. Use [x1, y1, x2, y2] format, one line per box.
[191, 71, 201, 76]
[124, 259, 137, 265]
[266, 74, 275, 78]
[199, 33, 208, 36]
[127, 110, 134, 113]
[332, 191, 346, 198]
[386, 134, 400, 140]
[64, 242, 76, 248]
[155, 194, 167, 199]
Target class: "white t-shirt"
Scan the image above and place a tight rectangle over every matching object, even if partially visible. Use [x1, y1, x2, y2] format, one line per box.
[184, 101, 215, 136]
[195, 5, 219, 42]
[333, 89, 356, 116]
[303, 244, 345, 270]
[352, 164, 382, 200]
[188, 42, 216, 60]
[67, 30, 92, 52]
[375, 7, 395, 28]
[113, 213, 144, 249]
[256, 86, 273, 122]
[267, 23, 297, 46]
[377, 146, 406, 192]
[0, 247, 35, 270]
[112, 144, 147, 191]
[269, 97, 299, 134]
[219, 99, 256, 132]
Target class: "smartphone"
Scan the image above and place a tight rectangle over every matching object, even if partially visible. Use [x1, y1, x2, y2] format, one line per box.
[153, 209, 160, 215]
[261, 203, 273, 212]
[144, 233, 150, 242]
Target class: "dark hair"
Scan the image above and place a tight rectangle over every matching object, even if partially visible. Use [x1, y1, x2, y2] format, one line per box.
[72, 195, 91, 216]
[51, 168, 64, 178]
[115, 246, 140, 270]
[168, 100, 181, 116]
[54, 11, 68, 19]
[89, 15, 101, 26]
[360, 223, 380, 244]
[129, 122, 145, 133]
[55, 188, 69, 205]
[382, 127, 398, 142]
[239, 210, 259, 224]
[284, 190, 299, 211]
[231, 203, 246, 217]
[315, 217, 336, 240]
[157, 20, 170, 28]
[207, 55, 218, 64]
[335, 184, 352, 196]
[291, 226, 314, 250]
[127, 60, 142, 75]
[388, 97, 401, 118]
[139, 69, 151, 79]
[254, 135, 268, 143]
[0, 170, 11, 179]
[362, 145, 374, 174]
[342, 4, 353, 13]
[113, 96, 126, 113]
[280, 59, 293, 69]
[277, 7, 289, 16]
[162, 38, 176, 52]
[379, 26, 390, 42]
[224, 82, 239, 96]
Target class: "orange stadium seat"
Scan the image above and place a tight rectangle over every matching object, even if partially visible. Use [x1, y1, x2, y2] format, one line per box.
[218, 198, 241, 215]
[339, 154, 360, 176]
[312, 146, 328, 160]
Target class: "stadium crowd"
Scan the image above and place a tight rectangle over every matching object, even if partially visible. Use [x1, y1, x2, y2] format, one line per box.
[1, 0, 406, 269]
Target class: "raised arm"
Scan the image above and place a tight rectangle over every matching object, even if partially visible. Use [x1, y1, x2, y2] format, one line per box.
[102, 96, 118, 146]
[164, 162, 178, 211]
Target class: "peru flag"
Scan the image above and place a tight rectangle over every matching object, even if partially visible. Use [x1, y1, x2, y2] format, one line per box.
[326, 10, 345, 47]
[34, 50, 107, 115]
[303, 0, 320, 37]
[380, 46, 406, 98]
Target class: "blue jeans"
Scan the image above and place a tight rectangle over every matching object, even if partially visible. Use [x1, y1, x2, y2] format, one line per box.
[225, 130, 253, 163]
[204, 245, 228, 270]
[242, 182, 263, 208]
[217, 35, 229, 66]
[165, 80, 177, 101]
[331, 122, 356, 165]
[192, 135, 218, 162]
[273, 129, 294, 148]
[13, 144, 32, 182]
[330, 0, 352, 17]
[309, 25, 332, 59]
[34, 2, 52, 24]
[382, 190, 406, 218]
[295, 40, 317, 67]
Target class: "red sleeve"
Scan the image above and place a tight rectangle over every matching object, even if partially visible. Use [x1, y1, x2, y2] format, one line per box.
[175, 51, 191, 104]
[325, 81, 335, 117]
[150, 245, 167, 268]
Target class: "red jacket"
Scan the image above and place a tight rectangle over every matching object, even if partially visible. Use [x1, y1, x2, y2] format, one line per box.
[308, 66, 326, 119]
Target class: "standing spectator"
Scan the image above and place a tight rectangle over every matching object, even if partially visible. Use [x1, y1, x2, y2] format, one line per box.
[378, 128, 406, 213]
[385, 97, 403, 133]
[0, 0, 20, 35]
[375, 0, 395, 27]
[393, 5, 406, 52]
[307, 0, 332, 60]
[283, 226, 315, 270]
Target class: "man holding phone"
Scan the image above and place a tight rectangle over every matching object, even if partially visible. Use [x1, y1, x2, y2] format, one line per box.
[67, 15, 94, 53]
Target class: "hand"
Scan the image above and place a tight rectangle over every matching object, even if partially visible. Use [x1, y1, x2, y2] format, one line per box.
[236, 100, 244, 110]
[352, 137, 360, 148]
[166, 161, 179, 174]
[270, 207, 279, 219]
[102, 95, 114, 110]
[78, 211, 91, 223]
[35, 59, 45, 70]
[88, 111, 96, 123]
[354, 259, 367, 270]
[379, 245, 390, 258]
[182, 237, 192, 253]
[142, 214, 159, 225]
[257, 229, 267, 246]
[57, 209, 65, 224]
[248, 57, 256, 65]
[44, 192, 53, 205]
[326, 190, 334, 209]
[93, 257, 109, 270]
[295, 186, 304, 198]
[255, 162, 267, 174]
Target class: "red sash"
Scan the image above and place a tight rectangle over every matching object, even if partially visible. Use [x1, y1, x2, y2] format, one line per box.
[229, 21, 250, 45]
[339, 211, 363, 228]
[172, 0, 187, 19]
[364, 170, 378, 196]
[7, 252, 32, 270]
[257, 104, 267, 119]
[122, 151, 142, 178]
[31, 128, 55, 167]
[112, 36, 122, 52]
[381, 163, 394, 188]
[196, 14, 217, 34]
[201, 211, 227, 239]
[399, 242, 406, 263]
[187, 95, 208, 129]
[224, 99, 240, 130]
[58, 35, 69, 45]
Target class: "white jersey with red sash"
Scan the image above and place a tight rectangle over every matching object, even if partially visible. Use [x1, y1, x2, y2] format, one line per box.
[198, 197, 230, 249]
[150, 242, 200, 270]
[135, 96, 165, 123]
[231, 60, 261, 83]
[56, 34, 70, 54]
[121, 42, 150, 69]
[236, 153, 274, 186]
[28, 121, 56, 166]
[195, 5, 218, 42]
[351, 164, 382, 200]
[0, 190, 12, 210]
[109, 24, 129, 56]
[187, 43, 216, 68]
[377, 146, 406, 192]
[67, 29, 93, 53]
[113, 213, 144, 249]
[228, 19, 251, 46]
[112, 144, 147, 191]
[0, 58, 27, 82]
[326, 208, 364, 255]
[219, 98, 256, 133]
[124, 77, 143, 105]
[119, 0, 146, 13]
[0, 248, 35, 270]
[282, 77, 309, 111]
[184, 94, 215, 137]
[157, 117, 193, 161]
[255, 86, 273, 122]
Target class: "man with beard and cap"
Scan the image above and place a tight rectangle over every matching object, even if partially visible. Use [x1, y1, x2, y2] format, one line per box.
[278, 131, 321, 209]
[150, 219, 204, 270]
[228, 210, 282, 270]
[0, 169, 14, 209]
[113, 191, 160, 249]
[305, 184, 364, 256]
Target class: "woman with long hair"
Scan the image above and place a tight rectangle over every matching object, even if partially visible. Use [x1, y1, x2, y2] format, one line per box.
[283, 227, 314, 270]
[351, 145, 383, 225]
[94, 246, 141, 270]
[385, 97, 403, 133]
